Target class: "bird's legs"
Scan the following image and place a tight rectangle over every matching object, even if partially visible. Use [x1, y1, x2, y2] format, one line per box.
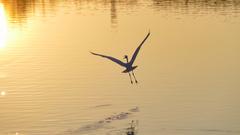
[128, 73, 133, 84]
[132, 71, 138, 83]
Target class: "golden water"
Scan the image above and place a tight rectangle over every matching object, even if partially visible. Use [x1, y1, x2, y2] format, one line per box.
[0, 0, 240, 135]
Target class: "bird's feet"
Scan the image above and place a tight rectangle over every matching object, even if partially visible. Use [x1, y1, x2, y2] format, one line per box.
[135, 80, 138, 83]
[131, 81, 133, 84]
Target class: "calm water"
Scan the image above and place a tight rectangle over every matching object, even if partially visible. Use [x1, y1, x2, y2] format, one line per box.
[0, 0, 240, 135]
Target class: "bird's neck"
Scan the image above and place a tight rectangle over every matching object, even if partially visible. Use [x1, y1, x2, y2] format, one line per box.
[125, 57, 129, 63]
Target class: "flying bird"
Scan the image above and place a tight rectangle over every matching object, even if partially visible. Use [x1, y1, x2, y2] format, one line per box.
[91, 31, 150, 84]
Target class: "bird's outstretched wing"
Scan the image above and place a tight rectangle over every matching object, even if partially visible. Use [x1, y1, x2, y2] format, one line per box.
[129, 31, 150, 65]
[90, 52, 127, 67]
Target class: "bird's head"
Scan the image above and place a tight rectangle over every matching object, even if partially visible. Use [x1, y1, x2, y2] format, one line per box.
[123, 55, 128, 59]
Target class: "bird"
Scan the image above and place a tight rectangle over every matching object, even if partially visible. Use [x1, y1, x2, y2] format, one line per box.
[90, 31, 150, 84]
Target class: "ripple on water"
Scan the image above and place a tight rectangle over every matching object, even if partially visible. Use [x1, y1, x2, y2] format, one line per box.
[57, 107, 139, 135]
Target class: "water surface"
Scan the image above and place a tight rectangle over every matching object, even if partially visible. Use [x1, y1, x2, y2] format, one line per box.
[0, 0, 240, 135]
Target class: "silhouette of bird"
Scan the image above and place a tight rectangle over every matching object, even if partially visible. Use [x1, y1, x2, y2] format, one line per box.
[91, 31, 150, 84]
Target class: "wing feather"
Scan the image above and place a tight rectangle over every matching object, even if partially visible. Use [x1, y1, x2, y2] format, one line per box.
[129, 31, 150, 65]
[90, 52, 126, 67]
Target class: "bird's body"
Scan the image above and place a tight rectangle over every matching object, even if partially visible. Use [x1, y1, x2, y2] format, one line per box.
[122, 65, 138, 73]
[91, 31, 150, 84]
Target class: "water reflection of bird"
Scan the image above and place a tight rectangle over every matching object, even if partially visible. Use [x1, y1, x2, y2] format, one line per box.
[91, 31, 150, 84]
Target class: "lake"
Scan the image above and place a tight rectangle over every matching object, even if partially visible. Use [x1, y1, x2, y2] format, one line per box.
[0, 0, 240, 135]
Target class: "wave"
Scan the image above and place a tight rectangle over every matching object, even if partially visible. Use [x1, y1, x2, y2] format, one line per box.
[57, 107, 139, 135]
[93, 104, 112, 108]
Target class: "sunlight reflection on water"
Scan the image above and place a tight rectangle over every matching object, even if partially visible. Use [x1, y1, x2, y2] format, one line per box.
[0, 0, 240, 135]
[0, 3, 8, 48]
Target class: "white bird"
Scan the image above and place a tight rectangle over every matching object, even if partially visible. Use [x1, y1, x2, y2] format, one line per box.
[91, 31, 150, 84]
